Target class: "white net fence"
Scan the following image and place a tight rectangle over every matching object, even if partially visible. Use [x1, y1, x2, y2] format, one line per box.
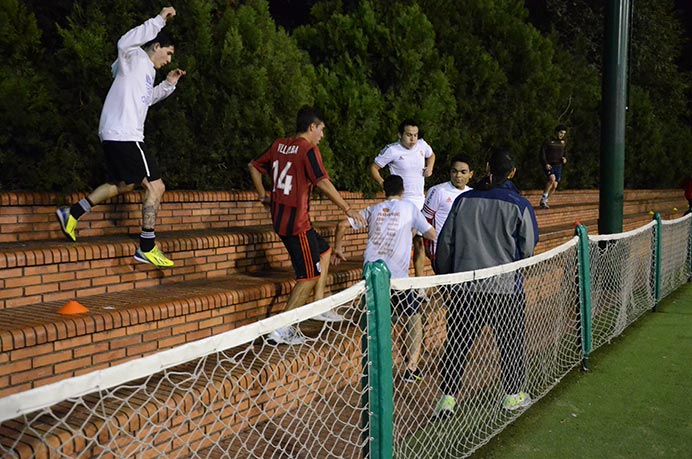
[0, 284, 371, 459]
[1, 215, 690, 459]
[388, 239, 582, 458]
[588, 222, 657, 351]
[659, 214, 692, 299]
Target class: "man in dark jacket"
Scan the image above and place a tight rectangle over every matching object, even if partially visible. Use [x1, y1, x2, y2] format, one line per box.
[432, 150, 539, 419]
[539, 124, 568, 209]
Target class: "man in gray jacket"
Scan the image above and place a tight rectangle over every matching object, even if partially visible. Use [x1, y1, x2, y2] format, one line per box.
[433, 150, 539, 419]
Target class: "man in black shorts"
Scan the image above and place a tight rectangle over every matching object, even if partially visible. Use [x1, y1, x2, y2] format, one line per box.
[56, 6, 185, 268]
[539, 124, 568, 209]
[249, 106, 366, 344]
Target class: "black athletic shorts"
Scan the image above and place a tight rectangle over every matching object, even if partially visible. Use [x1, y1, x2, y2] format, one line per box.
[280, 228, 331, 281]
[102, 140, 161, 185]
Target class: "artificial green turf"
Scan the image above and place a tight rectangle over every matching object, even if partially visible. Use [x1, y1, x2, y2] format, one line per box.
[473, 282, 692, 459]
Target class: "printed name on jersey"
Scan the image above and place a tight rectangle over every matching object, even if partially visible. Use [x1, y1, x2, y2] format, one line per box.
[278, 144, 299, 155]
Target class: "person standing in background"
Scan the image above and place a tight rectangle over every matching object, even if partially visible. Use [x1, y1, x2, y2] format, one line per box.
[539, 124, 568, 209]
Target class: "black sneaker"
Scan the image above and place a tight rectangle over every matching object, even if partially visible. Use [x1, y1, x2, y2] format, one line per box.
[403, 368, 424, 382]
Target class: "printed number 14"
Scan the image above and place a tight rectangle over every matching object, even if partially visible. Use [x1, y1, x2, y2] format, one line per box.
[272, 160, 293, 195]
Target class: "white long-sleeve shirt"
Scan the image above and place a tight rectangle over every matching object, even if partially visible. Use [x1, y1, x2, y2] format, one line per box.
[98, 15, 176, 142]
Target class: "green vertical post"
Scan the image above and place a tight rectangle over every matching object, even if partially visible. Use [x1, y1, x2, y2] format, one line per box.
[599, 0, 631, 234]
[361, 261, 393, 459]
[575, 225, 593, 371]
[653, 213, 662, 311]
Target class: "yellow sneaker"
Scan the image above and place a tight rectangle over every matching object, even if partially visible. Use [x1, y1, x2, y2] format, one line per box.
[56, 207, 78, 241]
[433, 395, 456, 420]
[502, 391, 531, 411]
[134, 246, 174, 268]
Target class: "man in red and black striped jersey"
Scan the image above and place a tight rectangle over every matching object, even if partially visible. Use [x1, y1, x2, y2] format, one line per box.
[249, 106, 366, 344]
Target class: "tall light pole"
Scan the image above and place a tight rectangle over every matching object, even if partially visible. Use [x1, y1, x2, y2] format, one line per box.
[599, 0, 631, 234]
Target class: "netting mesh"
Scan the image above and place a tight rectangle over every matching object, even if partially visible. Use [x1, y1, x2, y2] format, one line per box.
[588, 223, 656, 351]
[389, 240, 582, 458]
[1, 216, 690, 459]
[0, 285, 371, 459]
[659, 214, 692, 299]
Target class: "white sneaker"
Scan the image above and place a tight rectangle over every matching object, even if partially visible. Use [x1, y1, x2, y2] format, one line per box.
[266, 326, 305, 345]
[312, 310, 345, 322]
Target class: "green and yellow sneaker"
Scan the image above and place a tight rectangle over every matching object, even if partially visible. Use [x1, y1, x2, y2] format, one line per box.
[56, 207, 78, 242]
[134, 245, 174, 268]
[502, 391, 531, 411]
[433, 395, 456, 420]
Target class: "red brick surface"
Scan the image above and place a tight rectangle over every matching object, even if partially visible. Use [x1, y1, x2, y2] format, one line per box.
[0, 189, 686, 401]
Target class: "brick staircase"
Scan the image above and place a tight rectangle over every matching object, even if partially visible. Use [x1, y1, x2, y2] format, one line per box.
[525, 189, 686, 251]
[0, 188, 686, 396]
[0, 188, 686, 458]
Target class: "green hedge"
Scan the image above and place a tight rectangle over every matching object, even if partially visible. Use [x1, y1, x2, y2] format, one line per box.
[1, 0, 690, 193]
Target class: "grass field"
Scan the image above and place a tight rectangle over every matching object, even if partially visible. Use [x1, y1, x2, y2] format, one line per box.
[473, 282, 692, 459]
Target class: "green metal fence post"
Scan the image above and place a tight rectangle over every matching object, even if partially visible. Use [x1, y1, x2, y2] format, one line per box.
[575, 224, 593, 371]
[362, 261, 394, 459]
[653, 213, 662, 311]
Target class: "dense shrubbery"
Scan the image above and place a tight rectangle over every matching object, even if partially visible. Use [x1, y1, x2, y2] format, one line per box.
[1, 0, 690, 192]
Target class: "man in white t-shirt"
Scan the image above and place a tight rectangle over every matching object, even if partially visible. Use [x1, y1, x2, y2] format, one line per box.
[422, 155, 474, 263]
[369, 119, 436, 277]
[333, 175, 436, 383]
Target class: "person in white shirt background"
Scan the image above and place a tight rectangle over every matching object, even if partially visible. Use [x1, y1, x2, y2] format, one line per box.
[422, 155, 474, 263]
[369, 119, 436, 277]
[56, 6, 185, 268]
[333, 175, 436, 383]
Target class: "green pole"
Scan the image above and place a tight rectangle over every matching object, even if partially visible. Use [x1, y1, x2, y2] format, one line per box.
[653, 213, 662, 311]
[599, 0, 631, 234]
[575, 225, 593, 371]
[361, 261, 394, 459]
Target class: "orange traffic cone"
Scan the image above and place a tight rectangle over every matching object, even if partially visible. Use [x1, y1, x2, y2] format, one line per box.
[58, 300, 89, 315]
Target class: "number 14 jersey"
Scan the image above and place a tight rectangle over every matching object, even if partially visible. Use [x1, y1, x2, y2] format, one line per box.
[250, 137, 329, 236]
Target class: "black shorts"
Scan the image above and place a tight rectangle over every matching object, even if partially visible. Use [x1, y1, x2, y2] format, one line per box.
[280, 228, 331, 281]
[102, 140, 161, 185]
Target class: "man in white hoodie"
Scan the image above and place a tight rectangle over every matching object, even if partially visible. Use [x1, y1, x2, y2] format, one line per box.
[56, 6, 186, 268]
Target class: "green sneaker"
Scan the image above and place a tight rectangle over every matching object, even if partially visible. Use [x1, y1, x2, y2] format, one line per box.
[134, 246, 174, 268]
[502, 391, 531, 411]
[56, 207, 78, 242]
[433, 395, 456, 420]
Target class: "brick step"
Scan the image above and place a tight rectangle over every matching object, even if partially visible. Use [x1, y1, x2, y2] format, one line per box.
[521, 188, 683, 204]
[532, 197, 686, 228]
[535, 209, 684, 253]
[1, 195, 685, 310]
[0, 263, 570, 459]
[1, 319, 368, 459]
[0, 190, 373, 243]
[0, 223, 369, 311]
[1, 190, 685, 243]
[0, 260, 366, 398]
